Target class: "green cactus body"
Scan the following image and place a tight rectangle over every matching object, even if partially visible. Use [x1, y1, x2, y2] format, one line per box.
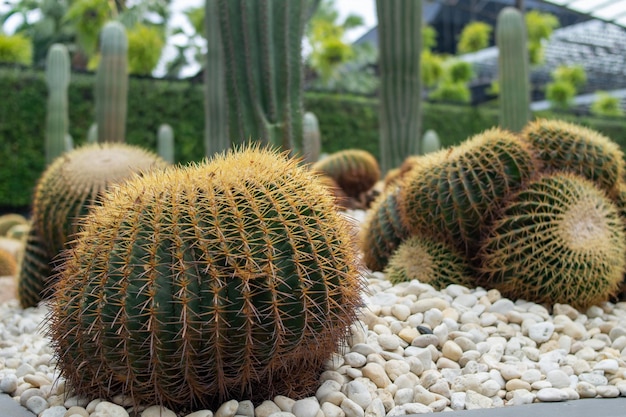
[204, 0, 229, 156]
[157, 123, 175, 164]
[47, 146, 363, 410]
[45, 43, 71, 165]
[521, 119, 625, 194]
[399, 129, 539, 256]
[496, 7, 530, 132]
[217, 0, 305, 154]
[360, 186, 410, 272]
[0, 213, 27, 236]
[33, 143, 169, 258]
[302, 111, 321, 164]
[17, 226, 52, 308]
[311, 149, 381, 199]
[478, 172, 626, 310]
[376, 0, 423, 171]
[96, 21, 128, 143]
[421, 129, 440, 154]
[384, 233, 475, 289]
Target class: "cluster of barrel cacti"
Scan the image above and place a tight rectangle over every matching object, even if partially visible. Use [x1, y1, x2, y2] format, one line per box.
[360, 119, 626, 310]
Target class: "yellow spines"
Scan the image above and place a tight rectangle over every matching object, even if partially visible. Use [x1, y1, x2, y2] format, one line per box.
[0, 248, 16, 276]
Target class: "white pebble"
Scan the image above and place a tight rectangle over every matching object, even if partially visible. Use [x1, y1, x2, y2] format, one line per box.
[216, 400, 239, 417]
[340, 398, 364, 417]
[536, 388, 569, 402]
[92, 401, 129, 417]
[292, 398, 320, 417]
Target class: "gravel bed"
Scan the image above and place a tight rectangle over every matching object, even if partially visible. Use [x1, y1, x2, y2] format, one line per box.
[2, 212, 626, 417]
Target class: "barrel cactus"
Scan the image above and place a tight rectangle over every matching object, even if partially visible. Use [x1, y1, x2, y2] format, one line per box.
[17, 226, 52, 308]
[0, 213, 27, 236]
[384, 234, 475, 289]
[478, 172, 626, 310]
[33, 143, 169, 258]
[0, 248, 16, 276]
[360, 186, 411, 272]
[520, 119, 625, 194]
[311, 149, 381, 199]
[399, 128, 539, 256]
[47, 146, 363, 411]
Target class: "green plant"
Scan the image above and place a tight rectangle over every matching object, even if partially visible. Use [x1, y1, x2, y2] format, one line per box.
[16, 225, 52, 308]
[591, 92, 624, 118]
[496, 6, 530, 132]
[545, 80, 575, 109]
[32, 143, 169, 267]
[45, 43, 71, 165]
[428, 81, 471, 103]
[520, 119, 625, 194]
[0, 33, 32, 65]
[47, 145, 363, 410]
[157, 123, 174, 164]
[302, 111, 321, 164]
[525, 10, 559, 65]
[553, 65, 587, 89]
[421, 129, 440, 154]
[376, 0, 423, 171]
[384, 233, 475, 289]
[457, 21, 492, 54]
[126, 23, 164, 76]
[0, 213, 27, 236]
[95, 21, 128, 143]
[217, 0, 305, 154]
[478, 172, 626, 310]
[421, 50, 444, 88]
[311, 149, 380, 198]
[446, 60, 473, 83]
[359, 186, 411, 272]
[204, 0, 229, 156]
[399, 128, 539, 256]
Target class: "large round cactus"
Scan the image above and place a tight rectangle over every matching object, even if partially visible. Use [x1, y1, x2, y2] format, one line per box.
[16, 226, 52, 308]
[33, 143, 169, 258]
[478, 172, 626, 310]
[48, 146, 363, 411]
[399, 128, 539, 256]
[384, 234, 475, 289]
[520, 119, 625, 194]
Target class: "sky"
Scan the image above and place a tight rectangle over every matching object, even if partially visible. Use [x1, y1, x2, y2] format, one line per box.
[0, 0, 378, 78]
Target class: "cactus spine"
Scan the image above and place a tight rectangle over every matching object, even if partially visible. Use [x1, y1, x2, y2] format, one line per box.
[376, 0, 423, 171]
[45, 43, 71, 165]
[496, 7, 530, 132]
[96, 21, 128, 143]
[217, 0, 305, 154]
[204, 0, 229, 156]
[157, 123, 175, 164]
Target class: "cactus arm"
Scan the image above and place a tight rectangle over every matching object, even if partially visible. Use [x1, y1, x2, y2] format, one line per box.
[96, 21, 128, 143]
[157, 124, 175, 164]
[45, 43, 71, 165]
[376, 0, 423, 172]
[217, 0, 304, 155]
[204, 0, 229, 156]
[496, 7, 530, 132]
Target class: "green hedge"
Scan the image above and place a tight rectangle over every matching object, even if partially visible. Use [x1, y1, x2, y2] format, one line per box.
[3, 66, 626, 210]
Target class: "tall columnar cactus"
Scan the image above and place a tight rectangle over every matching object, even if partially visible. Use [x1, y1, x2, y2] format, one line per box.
[376, 0, 423, 172]
[302, 111, 321, 164]
[157, 123, 175, 164]
[45, 43, 71, 165]
[496, 7, 530, 132]
[47, 146, 363, 410]
[421, 129, 440, 154]
[204, 0, 229, 156]
[96, 21, 128, 143]
[217, 0, 305, 154]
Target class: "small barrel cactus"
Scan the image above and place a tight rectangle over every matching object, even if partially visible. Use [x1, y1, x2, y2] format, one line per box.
[48, 146, 363, 411]
[0, 248, 17, 276]
[520, 119, 625, 195]
[360, 186, 410, 272]
[384, 233, 475, 289]
[399, 128, 539, 256]
[478, 172, 626, 310]
[311, 149, 381, 199]
[0, 213, 28, 236]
